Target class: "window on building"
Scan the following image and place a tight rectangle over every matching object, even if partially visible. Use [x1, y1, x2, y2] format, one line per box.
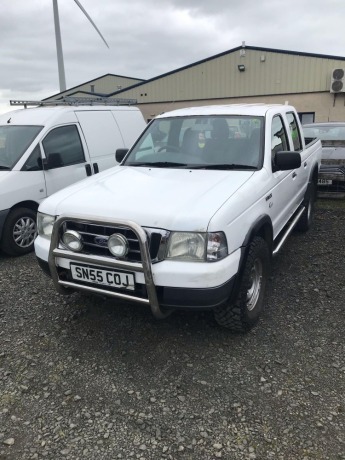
[298, 112, 315, 125]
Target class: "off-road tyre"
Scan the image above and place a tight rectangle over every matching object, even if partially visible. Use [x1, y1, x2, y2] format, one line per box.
[1, 208, 37, 256]
[295, 181, 316, 232]
[214, 236, 270, 332]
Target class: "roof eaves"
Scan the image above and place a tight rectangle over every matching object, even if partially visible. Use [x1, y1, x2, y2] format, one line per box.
[110, 44, 345, 95]
[43, 73, 146, 101]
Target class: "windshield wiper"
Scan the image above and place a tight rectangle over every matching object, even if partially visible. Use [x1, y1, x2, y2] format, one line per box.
[0, 165, 10, 170]
[126, 161, 189, 168]
[188, 163, 257, 170]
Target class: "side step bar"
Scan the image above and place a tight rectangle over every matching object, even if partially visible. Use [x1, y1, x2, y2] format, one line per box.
[272, 206, 305, 256]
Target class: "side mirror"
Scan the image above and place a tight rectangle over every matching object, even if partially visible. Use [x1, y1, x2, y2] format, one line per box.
[274, 151, 301, 171]
[116, 148, 128, 163]
[43, 153, 63, 170]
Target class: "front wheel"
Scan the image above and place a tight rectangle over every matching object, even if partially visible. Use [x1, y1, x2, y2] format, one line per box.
[214, 237, 270, 332]
[1, 208, 37, 256]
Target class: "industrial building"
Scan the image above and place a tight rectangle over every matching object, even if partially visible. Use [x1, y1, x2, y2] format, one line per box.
[44, 44, 345, 123]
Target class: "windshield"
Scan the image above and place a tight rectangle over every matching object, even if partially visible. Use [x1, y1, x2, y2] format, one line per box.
[303, 124, 345, 141]
[0, 125, 43, 170]
[123, 115, 264, 169]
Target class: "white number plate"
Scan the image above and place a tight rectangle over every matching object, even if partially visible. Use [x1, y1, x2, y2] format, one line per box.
[70, 264, 135, 290]
[318, 179, 332, 185]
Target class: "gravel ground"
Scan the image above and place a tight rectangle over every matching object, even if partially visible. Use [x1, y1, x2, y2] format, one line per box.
[0, 201, 344, 460]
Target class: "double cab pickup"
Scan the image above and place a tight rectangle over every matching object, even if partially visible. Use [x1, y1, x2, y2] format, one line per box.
[35, 104, 321, 332]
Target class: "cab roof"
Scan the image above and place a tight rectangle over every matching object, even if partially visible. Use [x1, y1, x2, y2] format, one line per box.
[157, 104, 294, 118]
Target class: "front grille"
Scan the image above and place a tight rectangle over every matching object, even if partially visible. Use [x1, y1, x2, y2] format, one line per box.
[61, 221, 168, 263]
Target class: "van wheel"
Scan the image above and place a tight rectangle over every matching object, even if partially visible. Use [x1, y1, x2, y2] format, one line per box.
[214, 237, 270, 332]
[295, 181, 316, 232]
[1, 208, 37, 256]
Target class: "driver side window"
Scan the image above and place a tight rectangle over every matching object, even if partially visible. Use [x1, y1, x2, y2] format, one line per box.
[286, 112, 302, 151]
[42, 125, 85, 168]
[271, 116, 289, 168]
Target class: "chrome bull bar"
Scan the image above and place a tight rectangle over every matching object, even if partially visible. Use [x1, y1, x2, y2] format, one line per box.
[48, 214, 168, 319]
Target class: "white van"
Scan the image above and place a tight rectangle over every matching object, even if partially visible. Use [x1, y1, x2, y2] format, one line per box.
[0, 103, 146, 256]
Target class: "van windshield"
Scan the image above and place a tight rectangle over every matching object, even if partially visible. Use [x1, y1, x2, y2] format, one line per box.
[123, 115, 264, 169]
[0, 125, 43, 170]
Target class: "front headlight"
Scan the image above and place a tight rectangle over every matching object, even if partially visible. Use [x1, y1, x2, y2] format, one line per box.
[37, 212, 56, 239]
[166, 232, 227, 262]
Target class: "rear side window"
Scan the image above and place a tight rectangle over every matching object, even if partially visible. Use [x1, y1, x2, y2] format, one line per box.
[42, 125, 85, 167]
[286, 112, 302, 151]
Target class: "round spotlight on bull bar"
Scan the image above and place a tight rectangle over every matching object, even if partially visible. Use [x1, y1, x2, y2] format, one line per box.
[62, 230, 84, 252]
[108, 233, 129, 258]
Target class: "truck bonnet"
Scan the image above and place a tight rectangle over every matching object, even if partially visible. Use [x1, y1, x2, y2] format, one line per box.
[38, 166, 255, 232]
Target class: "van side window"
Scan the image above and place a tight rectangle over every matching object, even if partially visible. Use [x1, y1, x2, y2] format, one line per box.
[271, 115, 289, 167]
[21, 144, 43, 171]
[286, 112, 302, 151]
[42, 125, 85, 167]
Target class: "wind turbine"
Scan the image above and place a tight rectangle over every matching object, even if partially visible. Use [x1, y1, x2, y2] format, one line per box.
[52, 0, 109, 92]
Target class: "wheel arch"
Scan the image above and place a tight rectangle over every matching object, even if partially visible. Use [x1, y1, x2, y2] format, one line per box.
[311, 164, 319, 185]
[241, 215, 273, 254]
[10, 200, 39, 213]
[303, 164, 319, 203]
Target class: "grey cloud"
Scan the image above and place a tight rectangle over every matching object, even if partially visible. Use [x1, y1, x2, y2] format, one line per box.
[1, 0, 345, 113]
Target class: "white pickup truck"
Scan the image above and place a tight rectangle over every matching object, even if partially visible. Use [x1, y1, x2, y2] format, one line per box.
[35, 104, 321, 332]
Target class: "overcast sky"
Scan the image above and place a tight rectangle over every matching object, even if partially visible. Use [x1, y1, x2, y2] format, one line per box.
[1, 0, 345, 114]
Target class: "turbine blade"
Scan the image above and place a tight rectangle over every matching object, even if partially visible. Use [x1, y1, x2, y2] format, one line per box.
[73, 0, 109, 48]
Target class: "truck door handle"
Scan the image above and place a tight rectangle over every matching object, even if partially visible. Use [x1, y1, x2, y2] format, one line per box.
[85, 164, 92, 176]
[93, 163, 99, 174]
[292, 172, 297, 179]
[304, 161, 307, 168]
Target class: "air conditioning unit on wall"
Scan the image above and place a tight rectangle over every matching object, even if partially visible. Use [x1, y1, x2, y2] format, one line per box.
[330, 68, 345, 93]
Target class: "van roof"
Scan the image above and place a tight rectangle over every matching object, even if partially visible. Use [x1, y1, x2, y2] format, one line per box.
[0, 105, 140, 126]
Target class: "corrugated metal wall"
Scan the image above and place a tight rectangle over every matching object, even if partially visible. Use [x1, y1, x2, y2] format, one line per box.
[115, 49, 345, 103]
[43, 46, 345, 121]
[138, 92, 345, 123]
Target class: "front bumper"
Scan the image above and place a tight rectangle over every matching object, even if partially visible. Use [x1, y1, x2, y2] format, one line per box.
[36, 256, 236, 309]
[35, 214, 241, 315]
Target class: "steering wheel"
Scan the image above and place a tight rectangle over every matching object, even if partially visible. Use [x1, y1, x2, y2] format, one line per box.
[158, 145, 180, 152]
